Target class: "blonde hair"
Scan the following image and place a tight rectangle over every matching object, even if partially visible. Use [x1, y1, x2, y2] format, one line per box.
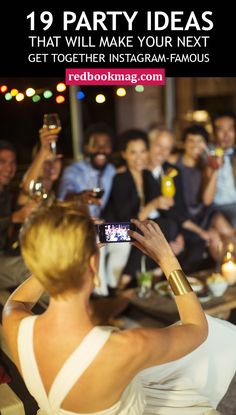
[20, 201, 97, 297]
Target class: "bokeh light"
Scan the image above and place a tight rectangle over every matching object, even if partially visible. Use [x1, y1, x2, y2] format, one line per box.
[10, 89, 18, 96]
[0, 85, 8, 93]
[56, 95, 65, 104]
[56, 82, 66, 92]
[77, 90, 85, 100]
[16, 93, 25, 102]
[32, 95, 41, 103]
[43, 90, 53, 99]
[5, 92, 12, 101]
[116, 88, 126, 97]
[26, 88, 35, 97]
[95, 94, 106, 104]
[135, 85, 145, 93]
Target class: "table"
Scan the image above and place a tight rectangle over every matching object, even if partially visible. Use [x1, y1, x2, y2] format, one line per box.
[121, 285, 236, 323]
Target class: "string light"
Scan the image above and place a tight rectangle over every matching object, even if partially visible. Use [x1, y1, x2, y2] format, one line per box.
[77, 90, 85, 100]
[116, 88, 126, 97]
[5, 92, 12, 101]
[16, 93, 25, 102]
[56, 95, 65, 104]
[26, 88, 35, 97]
[32, 95, 41, 103]
[135, 85, 145, 93]
[0, 81, 66, 104]
[0, 85, 8, 93]
[95, 94, 106, 104]
[0, 82, 146, 105]
[56, 82, 66, 92]
[11, 89, 18, 96]
[43, 90, 53, 99]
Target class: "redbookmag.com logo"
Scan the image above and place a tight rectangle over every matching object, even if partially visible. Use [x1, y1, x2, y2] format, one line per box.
[66, 68, 165, 85]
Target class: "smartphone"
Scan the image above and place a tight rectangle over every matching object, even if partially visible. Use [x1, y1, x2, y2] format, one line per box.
[97, 222, 137, 243]
[93, 188, 105, 198]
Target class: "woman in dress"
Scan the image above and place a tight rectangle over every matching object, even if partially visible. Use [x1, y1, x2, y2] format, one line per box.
[2, 202, 236, 414]
[103, 129, 180, 287]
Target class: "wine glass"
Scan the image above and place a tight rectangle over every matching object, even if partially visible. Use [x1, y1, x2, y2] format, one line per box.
[28, 179, 48, 202]
[161, 175, 176, 197]
[43, 113, 62, 156]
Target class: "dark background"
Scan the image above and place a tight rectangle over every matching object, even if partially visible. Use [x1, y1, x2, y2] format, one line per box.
[0, 4, 234, 163]
[0, 78, 116, 163]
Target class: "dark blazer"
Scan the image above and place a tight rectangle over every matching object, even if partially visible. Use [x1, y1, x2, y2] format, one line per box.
[102, 169, 158, 221]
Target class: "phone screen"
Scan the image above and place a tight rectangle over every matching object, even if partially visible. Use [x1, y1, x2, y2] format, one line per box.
[97, 222, 134, 243]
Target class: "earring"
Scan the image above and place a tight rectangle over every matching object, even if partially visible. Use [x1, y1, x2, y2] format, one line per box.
[93, 273, 100, 288]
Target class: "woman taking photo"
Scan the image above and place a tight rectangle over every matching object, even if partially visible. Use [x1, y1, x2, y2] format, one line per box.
[2, 202, 236, 414]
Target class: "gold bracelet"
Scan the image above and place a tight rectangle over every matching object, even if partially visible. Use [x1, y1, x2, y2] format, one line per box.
[168, 270, 193, 296]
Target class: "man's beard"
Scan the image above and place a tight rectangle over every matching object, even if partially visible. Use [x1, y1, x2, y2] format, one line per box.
[88, 152, 110, 170]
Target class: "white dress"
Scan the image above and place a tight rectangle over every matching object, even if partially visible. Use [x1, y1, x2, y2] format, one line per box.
[140, 315, 236, 414]
[17, 316, 146, 415]
[17, 315, 236, 415]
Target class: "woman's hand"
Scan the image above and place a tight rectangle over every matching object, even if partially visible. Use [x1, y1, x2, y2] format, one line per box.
[155, 196, 174, 210]
[129, 219, 180, 277]
[39, 127, 58, 153]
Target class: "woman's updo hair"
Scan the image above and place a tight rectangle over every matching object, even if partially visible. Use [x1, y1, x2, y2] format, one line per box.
[20, 201, 97, 297]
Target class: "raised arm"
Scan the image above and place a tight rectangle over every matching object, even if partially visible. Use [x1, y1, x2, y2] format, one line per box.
[127, 219, 208, 370]
[17, 128, 58, 205]
[202, 165, 219, 205]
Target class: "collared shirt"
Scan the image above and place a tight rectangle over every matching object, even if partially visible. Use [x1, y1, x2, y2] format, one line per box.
[57, 159, 116, 218]
[152, 165, 163, 180]
[214, 152, 236, 205]
[148, 166, 163, 219]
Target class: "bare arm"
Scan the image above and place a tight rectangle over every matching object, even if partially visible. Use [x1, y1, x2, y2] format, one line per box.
[138, 196, 174, 221]
[2, 275, 44, 365]
[182, 219, 210, 242]
[3, 275, 44, 317]
[17, 128, 58, 205]
[127, 220, 208, 370]
[202, 166, 219, 205]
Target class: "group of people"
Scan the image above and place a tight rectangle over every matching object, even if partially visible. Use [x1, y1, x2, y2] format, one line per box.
[1, 111, 236, 294]
[1, 111, 236, 413]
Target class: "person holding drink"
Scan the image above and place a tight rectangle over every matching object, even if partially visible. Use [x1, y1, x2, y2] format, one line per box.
[138, 127, 186, 256]
[43, 113, 62, 156]
[18, 116, 63, 206]
[3, 201, 236, 414]
[58, 122, 115, 219]
[103, 128, 182, 288]
[203, 111, 236, 228]
[168, 124, 234, 264]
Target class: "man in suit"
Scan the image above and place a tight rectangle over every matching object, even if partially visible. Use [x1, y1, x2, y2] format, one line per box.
[146, 126, 213, 274]
[204, 111, 236, 228]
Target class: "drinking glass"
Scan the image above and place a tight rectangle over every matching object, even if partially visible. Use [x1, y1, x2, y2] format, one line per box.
[28, 179, 48, 202]
[43, 113, 62, 156]
[206, 145, 224, 169]
[136, 271, 153, 299]
[161, 175, 176, 197]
